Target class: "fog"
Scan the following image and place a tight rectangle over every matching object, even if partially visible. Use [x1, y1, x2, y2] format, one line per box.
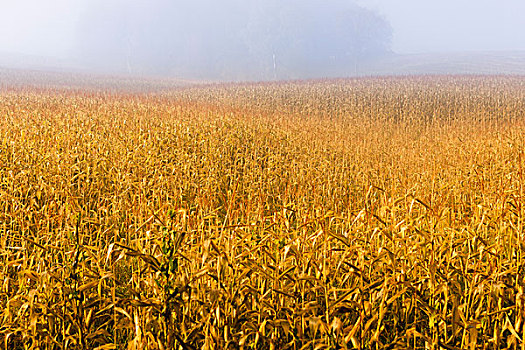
[0, 0, 524, 80]
[73, 0, 391, 80]
[0, 0, 84, 58]
[357, 0, 525, 54]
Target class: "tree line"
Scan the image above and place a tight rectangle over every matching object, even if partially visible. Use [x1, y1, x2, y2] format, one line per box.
[76, 0, 392, 80]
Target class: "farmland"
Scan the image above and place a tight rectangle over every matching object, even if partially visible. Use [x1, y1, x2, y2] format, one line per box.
[1, 75, 525, 349]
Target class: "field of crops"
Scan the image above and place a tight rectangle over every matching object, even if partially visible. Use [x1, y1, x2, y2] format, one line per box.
[1, 76, 524, 349]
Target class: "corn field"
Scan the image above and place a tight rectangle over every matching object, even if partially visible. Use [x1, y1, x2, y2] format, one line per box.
[1, 76, 525, 349]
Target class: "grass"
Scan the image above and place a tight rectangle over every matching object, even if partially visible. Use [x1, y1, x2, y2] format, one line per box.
[0, 75, 524, 349]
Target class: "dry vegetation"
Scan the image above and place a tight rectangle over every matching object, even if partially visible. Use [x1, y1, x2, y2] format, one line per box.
[0, 76, 525, 349]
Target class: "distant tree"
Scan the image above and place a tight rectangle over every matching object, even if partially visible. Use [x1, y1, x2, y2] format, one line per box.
[336, 6, 393, 75]
[241, 0, 392, 79]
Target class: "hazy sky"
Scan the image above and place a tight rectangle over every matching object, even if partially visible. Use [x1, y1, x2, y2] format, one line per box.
[0, 0, 85, 58]
[357, 0, 525, 53]
[0, 0, 524, 59]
